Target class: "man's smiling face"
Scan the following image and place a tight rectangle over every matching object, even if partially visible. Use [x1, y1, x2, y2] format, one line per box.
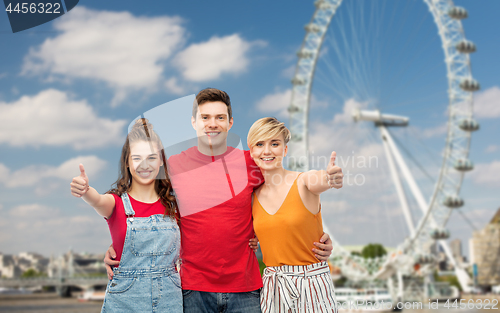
[191, 101, 233, 153]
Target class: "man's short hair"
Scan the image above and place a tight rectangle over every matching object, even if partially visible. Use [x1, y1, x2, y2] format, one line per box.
[193, 88, 232, 120]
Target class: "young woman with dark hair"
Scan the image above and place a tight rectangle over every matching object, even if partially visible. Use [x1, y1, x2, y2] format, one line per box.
[70, 118, 182, 312]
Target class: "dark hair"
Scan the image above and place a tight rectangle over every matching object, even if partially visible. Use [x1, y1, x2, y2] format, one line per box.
[107, 118, 178, 219]
[193, 88, 232, 120]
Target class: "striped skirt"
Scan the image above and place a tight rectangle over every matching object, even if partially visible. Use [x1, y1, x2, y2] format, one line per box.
[261, 261, 338, 313]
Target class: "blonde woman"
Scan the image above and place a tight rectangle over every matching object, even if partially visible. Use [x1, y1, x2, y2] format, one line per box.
[248, 117, 343, 313]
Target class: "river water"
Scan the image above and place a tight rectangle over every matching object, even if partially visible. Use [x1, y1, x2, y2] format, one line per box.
[0, 293, 102, 313]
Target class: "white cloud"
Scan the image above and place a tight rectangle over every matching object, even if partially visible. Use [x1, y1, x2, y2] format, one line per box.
[309, 98, 371, 157]
[0, 164, 9, 182]
[35, 182, 61, 196]
[22, 7, 186, 105]
[9, 204, 59, 217]
[0, 89, 126, 149]
[470, 160, 500, 187]
[473, 86, 500, 118]
[164, 77, 187, 95]
[1, 202, 110, 255]
[174, 34, 256, 82]
[333, 98, 369, 124]
[255, 89, 291, 118]
[255, 89, 330, 119]
[0, 155, 107, 188]
[54, 155, 107, 181]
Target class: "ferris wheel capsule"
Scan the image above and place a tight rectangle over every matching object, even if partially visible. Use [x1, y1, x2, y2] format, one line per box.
[291, 75, 307, 85]
[288, 159, 305, 170]
[291, 133, 303, 141]
[443, 195, 464, 208]
[297, 49, 315, 59]
[430, 228, 450, 240]
[455, 40, 476, 53]
[304, 23, 322, 33]
[413, 253, 421, 263]
[459, 78, 480, 92]
[414, 253, 434, 264]
[453, 159, 474, 171]
[448, 7, 468, 20]
[314, 0, 333, 10]
[458, 118, 480, 131]
[288, 105, 301, 114]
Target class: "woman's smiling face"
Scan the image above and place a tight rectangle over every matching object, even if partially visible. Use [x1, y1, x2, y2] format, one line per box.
[250, 134, 288, 170]
[128, 140, 162, 186]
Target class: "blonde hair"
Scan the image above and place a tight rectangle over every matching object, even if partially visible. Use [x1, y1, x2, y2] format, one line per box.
[247, 117, 291, 148]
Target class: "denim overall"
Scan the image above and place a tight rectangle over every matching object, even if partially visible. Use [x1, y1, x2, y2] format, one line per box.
[101, 193, 182, 312]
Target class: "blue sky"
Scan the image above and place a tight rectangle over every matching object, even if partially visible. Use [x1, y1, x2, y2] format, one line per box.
[0, 0, 498, 258]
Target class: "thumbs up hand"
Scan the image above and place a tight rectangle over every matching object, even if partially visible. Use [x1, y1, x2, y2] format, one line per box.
[70, 164, 90, 197]
[326, 151, 343, 189]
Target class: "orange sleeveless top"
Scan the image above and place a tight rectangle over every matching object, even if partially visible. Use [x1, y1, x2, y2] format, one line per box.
[252, 174, 323, 267]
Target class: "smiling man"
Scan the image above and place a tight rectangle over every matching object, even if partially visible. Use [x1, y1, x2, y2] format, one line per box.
[105, 88, 335, 313]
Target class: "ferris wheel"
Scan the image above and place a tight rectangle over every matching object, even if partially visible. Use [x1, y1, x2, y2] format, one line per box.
[288, 0, 479, 294]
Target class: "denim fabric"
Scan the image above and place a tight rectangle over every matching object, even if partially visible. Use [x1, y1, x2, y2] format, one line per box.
[183, 289, 261, 313]
[101, 194, 182, 312]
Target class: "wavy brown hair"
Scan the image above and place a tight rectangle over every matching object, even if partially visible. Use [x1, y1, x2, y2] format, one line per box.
[107, 118, 178, 219]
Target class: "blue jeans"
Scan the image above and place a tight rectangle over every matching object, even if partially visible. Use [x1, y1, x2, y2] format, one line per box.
[183, 289, 261, 313]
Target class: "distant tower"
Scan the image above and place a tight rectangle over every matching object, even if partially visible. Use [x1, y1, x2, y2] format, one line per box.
[450, 239, 463, 264]
[68, 248, 74, 277]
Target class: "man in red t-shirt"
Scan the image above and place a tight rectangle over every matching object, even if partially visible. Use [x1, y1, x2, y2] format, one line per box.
[105, 88, 334, 312]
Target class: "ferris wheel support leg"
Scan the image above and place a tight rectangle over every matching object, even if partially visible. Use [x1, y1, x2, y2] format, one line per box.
[380, 126, 472, 292]
[438, 240, 472, 293]
[387, 276, 396, 302]
[379, 126, 429, 215]
[380, 126, 416, 237]
[424, 274, 431, 300]
[397, 271, 404, 303]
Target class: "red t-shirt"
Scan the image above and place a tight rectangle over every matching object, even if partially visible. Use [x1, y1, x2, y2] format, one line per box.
[168, 147, 264, 292]
[106, 193, 166, 262]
